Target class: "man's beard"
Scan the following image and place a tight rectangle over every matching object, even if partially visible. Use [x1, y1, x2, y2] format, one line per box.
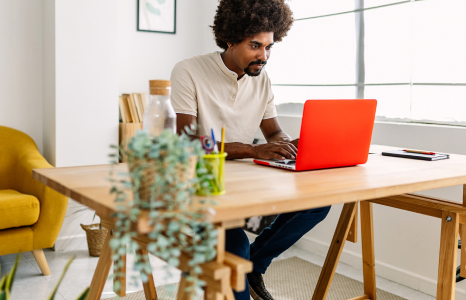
[244, 60, 267, 77]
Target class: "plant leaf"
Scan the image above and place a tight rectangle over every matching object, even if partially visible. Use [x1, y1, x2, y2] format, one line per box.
[74, 288, 90, 300]
[0, 276, 5, 292]
[5, 253, 20, 292]
[47, 256, 75, 300]
[0, 290, 9, 300]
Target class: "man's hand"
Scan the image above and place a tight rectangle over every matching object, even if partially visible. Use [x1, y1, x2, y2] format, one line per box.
[176, 114, 299, 160]
[253, 141, 297, 160]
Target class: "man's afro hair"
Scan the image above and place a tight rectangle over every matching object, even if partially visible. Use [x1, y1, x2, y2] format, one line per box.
[211, 0, 294, 50]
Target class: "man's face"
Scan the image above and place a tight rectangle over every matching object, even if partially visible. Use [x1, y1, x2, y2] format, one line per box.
[231, 32, 274, 77]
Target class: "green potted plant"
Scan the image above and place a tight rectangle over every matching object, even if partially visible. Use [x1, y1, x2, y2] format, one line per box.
[108, 129, 218, 298]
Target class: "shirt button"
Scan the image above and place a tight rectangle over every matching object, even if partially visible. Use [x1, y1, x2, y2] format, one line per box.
[232, 95, 236, 98]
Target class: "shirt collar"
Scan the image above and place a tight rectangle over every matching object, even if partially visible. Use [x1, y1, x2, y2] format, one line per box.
[214, 51, 248, 82]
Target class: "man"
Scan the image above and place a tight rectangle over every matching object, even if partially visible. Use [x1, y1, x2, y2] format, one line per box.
[171, 1, 330, 299]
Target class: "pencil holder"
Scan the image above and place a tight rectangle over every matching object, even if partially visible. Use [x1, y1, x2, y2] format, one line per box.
[197, 153, 227, 196]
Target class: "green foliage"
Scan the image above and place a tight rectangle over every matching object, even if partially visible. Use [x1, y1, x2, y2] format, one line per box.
[0, 254, 88, 300]
[47, 256, 74, 300]
[0, 253, 19, 300]
[109, 128, 217, 298]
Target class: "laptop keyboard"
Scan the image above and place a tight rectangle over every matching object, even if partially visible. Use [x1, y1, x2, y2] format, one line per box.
[276, 160, 296, 165]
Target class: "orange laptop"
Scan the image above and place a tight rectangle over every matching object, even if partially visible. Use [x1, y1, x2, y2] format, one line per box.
[254, 99, 377, 171]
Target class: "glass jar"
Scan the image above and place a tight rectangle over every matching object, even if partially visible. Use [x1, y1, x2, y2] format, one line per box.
[143, 80, 176, 136]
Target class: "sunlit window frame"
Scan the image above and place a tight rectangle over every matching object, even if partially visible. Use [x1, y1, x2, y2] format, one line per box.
[273, 0, 466, 127]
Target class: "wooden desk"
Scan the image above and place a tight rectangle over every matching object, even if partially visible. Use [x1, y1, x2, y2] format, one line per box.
[33, 145, 466, 300]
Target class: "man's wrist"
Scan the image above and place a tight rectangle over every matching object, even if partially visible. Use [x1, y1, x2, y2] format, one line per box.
[223, 142, 256, 159]
[248, 144, 256, 159]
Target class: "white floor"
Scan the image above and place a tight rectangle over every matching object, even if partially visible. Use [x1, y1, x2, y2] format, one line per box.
[0, 236, 435, 300]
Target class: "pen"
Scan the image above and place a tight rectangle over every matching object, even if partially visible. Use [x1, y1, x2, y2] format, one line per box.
[211, 129, 218, 153]
[403, 149, 436, 155]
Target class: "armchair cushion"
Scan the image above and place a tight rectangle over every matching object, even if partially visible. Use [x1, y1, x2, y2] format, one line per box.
[0, 189, 40, 230]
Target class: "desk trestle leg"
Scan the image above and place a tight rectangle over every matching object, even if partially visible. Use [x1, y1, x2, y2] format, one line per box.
[462, 184, 466, 208]
[114, 250, 126, 297]
[347, 295, 371, 300]
[461, 185, 466, 278]
[347, 202, 359, 243]
[311, 202, 358, 300]
[360, 202, 376, 300]
[136, 249, 158, 300]
[437, 211, 459, 300]
[88, 221, 113, 300]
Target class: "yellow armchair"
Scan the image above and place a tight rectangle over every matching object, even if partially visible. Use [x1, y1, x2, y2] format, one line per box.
[0, 126, 68, 275]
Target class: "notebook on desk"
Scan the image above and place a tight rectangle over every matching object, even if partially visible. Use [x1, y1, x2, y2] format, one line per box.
[254, 99, 377, 171]
[382, 150, 449, 161]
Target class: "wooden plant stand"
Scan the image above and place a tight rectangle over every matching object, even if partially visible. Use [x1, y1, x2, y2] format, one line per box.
[87, 218, 252, 300]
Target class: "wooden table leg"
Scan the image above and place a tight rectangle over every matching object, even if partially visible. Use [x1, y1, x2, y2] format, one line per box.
[224, 288, 235, 300]
[216, 224, 226, 264]
[436, 211, 459, 300]
[178, 271, 197, 300]
[462, 184, 466, 208]
[136, 249, 158, 300]
[311, 202, 358, 300]
[461, 224, 466, 278]
[360, 201, 376, 300]
[114, 251, 126, 297]
[87, 227, 113, 300]
[204, 286, 223, 300]
[347, 202, 359, 243]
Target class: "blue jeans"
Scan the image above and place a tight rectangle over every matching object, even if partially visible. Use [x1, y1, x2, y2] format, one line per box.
[225, 206, 331, 300]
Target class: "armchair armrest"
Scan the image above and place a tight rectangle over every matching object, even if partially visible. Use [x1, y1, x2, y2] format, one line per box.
[15, 151, 68, 250]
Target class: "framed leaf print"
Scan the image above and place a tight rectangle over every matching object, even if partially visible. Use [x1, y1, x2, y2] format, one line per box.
[137, 0, 176, 34]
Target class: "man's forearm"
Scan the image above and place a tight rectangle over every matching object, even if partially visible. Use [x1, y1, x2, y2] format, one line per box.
[266, 130, 299, 148]
[223, 142, 255, 159]
[266, 130, 292, 143]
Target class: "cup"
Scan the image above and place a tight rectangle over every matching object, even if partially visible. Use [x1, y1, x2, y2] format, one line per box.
[197, 152, 227, 196]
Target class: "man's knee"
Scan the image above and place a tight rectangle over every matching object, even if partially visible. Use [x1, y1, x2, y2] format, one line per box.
[301, 205, 331, 222]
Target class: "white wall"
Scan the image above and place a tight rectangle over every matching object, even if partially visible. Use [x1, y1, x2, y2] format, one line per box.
[200, 0, 221, 54]
[0, 1, 43, 152]
[44, 0, 119, 248]
[53, 1, 119, 167]
[118, 0, 213, 95]
[43, 0, 56, 164]
[274, 117, 466, 298]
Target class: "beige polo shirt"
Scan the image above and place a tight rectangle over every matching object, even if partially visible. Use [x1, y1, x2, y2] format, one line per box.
[170, 51, 277, 144]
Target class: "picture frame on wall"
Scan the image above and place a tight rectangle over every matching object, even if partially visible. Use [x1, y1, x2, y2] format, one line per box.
[137, 0, 176, 34]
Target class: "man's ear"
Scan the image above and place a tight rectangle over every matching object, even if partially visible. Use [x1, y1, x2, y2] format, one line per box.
[227, 42, 234, 49]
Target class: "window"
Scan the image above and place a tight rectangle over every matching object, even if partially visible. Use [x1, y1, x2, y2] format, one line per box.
[268, 0, 466, 125]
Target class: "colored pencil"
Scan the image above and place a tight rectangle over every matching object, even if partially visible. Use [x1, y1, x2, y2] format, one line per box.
[220, 126, 225, 154]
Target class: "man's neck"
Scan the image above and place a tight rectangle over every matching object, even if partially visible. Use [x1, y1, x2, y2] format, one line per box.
[220, 50, 245, 80]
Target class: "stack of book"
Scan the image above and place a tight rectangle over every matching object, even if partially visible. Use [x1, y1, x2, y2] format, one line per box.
[119, 93, 148, 123]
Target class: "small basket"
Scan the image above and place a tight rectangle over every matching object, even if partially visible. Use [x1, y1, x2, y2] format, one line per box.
[80, 223, 108, 257]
